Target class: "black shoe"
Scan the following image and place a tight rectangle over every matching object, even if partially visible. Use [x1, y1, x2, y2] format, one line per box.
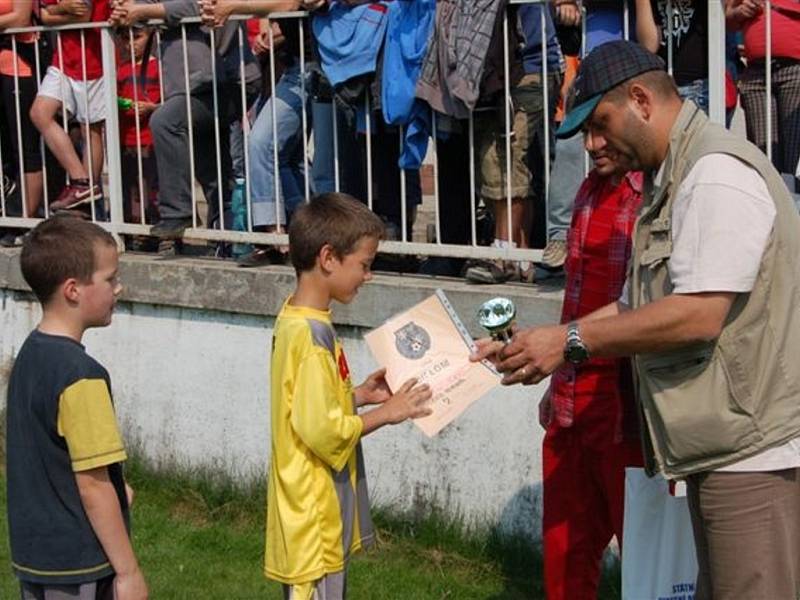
[236, 247, 287, 268]
[150, 218, 192, 240]
[418, 257, 466, 277]
[0, 229, 23, 247]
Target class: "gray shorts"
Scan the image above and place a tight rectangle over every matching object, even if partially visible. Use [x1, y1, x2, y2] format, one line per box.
[282, 570, 346, 600]
[19, 575, 114, 600]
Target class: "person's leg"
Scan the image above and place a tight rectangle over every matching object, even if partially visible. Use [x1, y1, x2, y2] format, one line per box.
[686, 469, 800, 600]
[543, 425, 614, 600]
[29, 68, 85, 181]
[1, 74, 44, 216]
[739, 63, 778, 168]
[83, 123, 104, 185]
[543, 132, 583, 268]
[774, 62, 800, 189]
[677, 78, 710, 115]
[247, 65, 305, 231]
[193, 90, 233, 232]
[148, 96, 197, 231]
[311, 99, 336, 194]
[418, 129, 471, 276]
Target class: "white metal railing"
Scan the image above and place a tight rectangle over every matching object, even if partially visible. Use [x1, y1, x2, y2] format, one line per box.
[0, 1, 780, 265]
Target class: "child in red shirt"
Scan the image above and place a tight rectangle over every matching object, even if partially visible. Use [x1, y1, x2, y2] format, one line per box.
[30, 0, 110, 215]
[116, 25, 160, 226]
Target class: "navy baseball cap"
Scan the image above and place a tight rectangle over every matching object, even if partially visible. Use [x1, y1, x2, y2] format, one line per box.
[556, 40, 666, 139]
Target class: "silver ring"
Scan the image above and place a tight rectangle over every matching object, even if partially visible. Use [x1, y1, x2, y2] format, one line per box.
[519, 367, 527, 377]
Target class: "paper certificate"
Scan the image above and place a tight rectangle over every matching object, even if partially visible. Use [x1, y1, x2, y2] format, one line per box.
[364, 290, 500, 437]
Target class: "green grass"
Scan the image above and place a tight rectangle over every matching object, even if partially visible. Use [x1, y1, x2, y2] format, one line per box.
[0, 456, 622, 599]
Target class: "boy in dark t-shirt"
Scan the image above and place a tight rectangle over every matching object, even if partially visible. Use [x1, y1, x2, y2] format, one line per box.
[5, 215, 147, 600]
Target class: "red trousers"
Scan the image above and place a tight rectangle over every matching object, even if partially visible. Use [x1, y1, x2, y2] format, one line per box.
[542, 420, 643, 600]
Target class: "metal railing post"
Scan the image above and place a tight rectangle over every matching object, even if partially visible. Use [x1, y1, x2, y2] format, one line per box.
[101, 27, 125, 242]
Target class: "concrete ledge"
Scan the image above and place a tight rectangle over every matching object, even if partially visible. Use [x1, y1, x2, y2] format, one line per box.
[0, 249, 563, 336]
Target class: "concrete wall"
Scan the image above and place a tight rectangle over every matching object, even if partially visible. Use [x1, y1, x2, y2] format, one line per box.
[0, 249, 563, 538]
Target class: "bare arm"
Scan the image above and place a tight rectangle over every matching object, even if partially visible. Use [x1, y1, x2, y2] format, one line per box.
[725, 0, 764, 31]
[76, 468, 148, 600]
[579, 292, 735, 357]
[200, 0, 300, 27]
[42, 0, 92, 25]
[109, 2, 167, 27]
[635, 0, 660, 53]
[0, 0, 32, 29]
[472, 292, 735, 386]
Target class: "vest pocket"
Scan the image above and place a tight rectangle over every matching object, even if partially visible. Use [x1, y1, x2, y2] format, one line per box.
[641, 351, 759, 467]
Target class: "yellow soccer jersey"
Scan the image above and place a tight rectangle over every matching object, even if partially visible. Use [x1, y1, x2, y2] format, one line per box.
[265, 300, 375, 584]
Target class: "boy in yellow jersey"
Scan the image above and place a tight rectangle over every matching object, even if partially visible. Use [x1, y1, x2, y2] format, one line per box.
[267, 193, 433, 599]
[6, 215, 147, 600]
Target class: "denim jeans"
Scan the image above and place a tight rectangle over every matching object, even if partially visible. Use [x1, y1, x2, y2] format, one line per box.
[547, 132, 584, 241]
[678, 78, 709, 116]
[249, 63, 307, 228]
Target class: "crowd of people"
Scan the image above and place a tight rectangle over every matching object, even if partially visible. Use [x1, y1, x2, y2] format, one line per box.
[0, 0, 797, 276]
[4, 3, 800, 600]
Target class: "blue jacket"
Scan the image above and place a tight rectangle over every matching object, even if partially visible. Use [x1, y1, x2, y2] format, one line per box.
[313, 1, 392, 87]
[518, 4, 563, 74]
[381, 0, 436, 169]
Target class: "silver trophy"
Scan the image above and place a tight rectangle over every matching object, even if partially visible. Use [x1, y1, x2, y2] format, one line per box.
[477, 297, 516, 343]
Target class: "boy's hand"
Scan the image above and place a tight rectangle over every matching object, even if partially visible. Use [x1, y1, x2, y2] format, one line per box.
[59, 0, 89, 17]
[125, 482, 135, 507]
[114, 567, 148, 600]
[133, 100, 158, 115]
[354, 368, 392, 407]
[383, 378, 432, 424]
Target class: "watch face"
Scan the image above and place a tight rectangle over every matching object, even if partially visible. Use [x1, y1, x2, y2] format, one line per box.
[565, 343, 589, 364]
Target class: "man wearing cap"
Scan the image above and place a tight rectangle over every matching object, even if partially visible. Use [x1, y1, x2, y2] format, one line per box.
[473, 39, 800, 598]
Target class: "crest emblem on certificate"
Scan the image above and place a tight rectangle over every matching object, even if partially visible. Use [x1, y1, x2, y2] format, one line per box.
[394, 321, 431, 360]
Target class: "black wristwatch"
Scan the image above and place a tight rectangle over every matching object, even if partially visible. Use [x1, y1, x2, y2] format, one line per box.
[564, 321, 590, 365]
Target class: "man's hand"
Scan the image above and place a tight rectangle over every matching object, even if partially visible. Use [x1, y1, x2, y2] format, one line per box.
[354, 367, 392, 407]
[200, 0, 234, 28]
[555, 2, 581, 27]
[472, 325, 567, 386]
[109, 0, 141, 27]
[114, 567, 148, 600]
[58, 0, 90, 17]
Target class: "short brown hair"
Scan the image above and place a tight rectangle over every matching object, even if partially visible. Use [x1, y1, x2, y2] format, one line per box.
[20, 215, 117, 304]
[289, 193, 385, 273]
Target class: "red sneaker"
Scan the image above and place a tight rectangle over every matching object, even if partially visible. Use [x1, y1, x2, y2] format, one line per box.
[50, 183, 102, 213]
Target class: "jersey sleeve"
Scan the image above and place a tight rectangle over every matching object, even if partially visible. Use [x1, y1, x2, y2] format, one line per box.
[290, 350, 363, 472]
[57, 378, 127, 472]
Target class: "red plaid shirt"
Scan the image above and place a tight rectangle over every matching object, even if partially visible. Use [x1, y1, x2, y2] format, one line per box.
[547, 169, 643, 444]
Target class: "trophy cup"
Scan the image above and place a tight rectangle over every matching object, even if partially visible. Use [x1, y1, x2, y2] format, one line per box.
[477, 297, 516, 343]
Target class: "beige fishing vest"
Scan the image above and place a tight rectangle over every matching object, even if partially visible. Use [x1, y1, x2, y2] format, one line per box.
[631, 101, 800, 479]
